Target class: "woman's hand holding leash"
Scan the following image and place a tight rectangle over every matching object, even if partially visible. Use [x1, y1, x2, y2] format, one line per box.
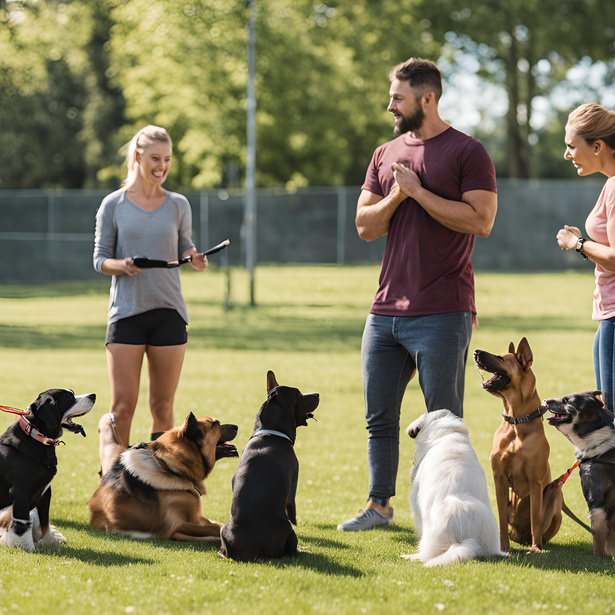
[189, 252, 208, 272]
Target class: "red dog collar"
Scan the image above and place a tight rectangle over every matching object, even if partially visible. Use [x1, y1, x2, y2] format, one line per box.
[19, 416, 61, 447]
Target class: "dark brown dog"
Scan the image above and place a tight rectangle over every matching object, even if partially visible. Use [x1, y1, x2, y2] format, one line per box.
[474, 337, 588, 553]
[544, 390, 615, 557]
[88, 413, 238, 541]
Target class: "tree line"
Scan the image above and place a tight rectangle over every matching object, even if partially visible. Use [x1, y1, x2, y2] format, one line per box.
[1, 0, 614, 191]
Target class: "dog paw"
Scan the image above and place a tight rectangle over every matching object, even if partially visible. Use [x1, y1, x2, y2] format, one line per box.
[400, 553, 421, 561]
[527, 545, 543, 554]
[38, 526, 66, 546]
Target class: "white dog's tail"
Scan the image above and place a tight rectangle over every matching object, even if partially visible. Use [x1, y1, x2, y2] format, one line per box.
[423, 538, 483, 568]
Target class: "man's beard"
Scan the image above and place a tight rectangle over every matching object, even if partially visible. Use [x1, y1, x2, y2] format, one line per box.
[394, 106, 424, 136]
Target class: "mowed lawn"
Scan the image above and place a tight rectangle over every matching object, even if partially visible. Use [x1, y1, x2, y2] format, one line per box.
[0, 266, 613, 615]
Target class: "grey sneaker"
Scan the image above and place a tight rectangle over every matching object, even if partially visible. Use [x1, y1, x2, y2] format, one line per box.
[337, 507, 394, 531]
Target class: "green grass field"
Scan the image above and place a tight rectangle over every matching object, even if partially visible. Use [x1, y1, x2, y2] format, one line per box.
[0, 266, 613, 615]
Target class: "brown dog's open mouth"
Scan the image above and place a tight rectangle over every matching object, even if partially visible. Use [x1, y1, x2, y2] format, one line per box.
[216, 442, 239, 459]
[479, 372, 511, 392]
[473, 351, 511, 392]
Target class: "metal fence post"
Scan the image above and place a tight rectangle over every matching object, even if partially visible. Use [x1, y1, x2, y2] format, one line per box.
[48, 191, 56, 265]
[336, 186, 347, 266]
[199, 191, 209, 251]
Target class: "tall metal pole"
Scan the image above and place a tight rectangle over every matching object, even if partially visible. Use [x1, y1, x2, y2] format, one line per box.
[245, 0, 257, 306]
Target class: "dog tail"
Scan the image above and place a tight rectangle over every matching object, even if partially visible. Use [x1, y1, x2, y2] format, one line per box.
[562, 499, 592, 534]
[423, 538, 484, 567]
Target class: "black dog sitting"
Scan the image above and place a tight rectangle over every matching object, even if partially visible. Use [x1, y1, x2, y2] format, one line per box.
[544, 390, 615, 557]
[0, 389, 96, 551]
[219, 371, 319, 561]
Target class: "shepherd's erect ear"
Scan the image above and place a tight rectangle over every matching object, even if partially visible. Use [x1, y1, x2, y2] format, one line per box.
[182, 412, 198, 435]
[183, 412, 205, 445]
[515, 337, 533, 372]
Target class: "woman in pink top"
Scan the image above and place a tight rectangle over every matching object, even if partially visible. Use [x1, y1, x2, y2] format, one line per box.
[556, 103, 615, 410]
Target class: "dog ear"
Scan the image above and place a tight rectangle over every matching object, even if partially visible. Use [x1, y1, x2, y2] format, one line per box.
[267, 370, 279, 393]
[515, 337, 533, 371]
[183, 412, 204, 445]
[595, 391, 607, 408]
[27, 391, 52, 417]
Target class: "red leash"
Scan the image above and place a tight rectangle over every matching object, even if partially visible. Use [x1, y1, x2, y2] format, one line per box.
[0, 405, 30, 416]
[559, 461, 580, 486]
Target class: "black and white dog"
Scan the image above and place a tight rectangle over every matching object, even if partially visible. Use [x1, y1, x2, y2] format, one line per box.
[0, 389, 95, 551]
[544, 391, 615, 557]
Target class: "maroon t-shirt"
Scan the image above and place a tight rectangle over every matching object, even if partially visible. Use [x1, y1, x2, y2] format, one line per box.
[362, 127, 496, 317]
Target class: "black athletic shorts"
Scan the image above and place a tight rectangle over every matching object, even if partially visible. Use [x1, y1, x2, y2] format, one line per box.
[105, 308, 188, 346]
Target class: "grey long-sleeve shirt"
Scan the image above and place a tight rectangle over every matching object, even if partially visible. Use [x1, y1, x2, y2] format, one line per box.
[93, 188, 195, 325]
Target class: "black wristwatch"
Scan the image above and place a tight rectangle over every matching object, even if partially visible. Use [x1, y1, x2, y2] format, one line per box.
[575, 237, 589, 260]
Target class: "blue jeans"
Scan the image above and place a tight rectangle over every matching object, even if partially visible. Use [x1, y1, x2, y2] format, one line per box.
[361, 312, 473, 502]
[593, 317, 615, 412]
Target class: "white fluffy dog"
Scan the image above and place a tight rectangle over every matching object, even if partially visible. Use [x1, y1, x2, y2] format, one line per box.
[402, 409, 505, 567]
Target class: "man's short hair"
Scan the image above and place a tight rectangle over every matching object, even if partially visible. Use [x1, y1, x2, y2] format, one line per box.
[389, 58, 442, 101]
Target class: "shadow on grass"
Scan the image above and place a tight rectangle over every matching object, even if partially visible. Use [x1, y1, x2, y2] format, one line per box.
[478, 315, 596, 333]
[0, 280, 110, 299]
[188, 320, 363, 353]
[223, 550, 364, 577]
[58, 518, 224, 553]
[503, 541, 615, 574]
[42, 544, 155, 566]
[306, 521, 415, 543]
[0, 324, 107, 349]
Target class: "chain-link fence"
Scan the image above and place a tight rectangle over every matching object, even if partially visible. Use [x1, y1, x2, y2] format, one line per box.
[0, 180, 604, 283]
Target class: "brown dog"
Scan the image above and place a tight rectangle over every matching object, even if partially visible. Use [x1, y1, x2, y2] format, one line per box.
[474, 337, 587, 553]
[88, 413, 238, 541]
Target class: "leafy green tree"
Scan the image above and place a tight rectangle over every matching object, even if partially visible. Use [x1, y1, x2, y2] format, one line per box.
[416, 0, 615, 178]
[104, 0, 429, 189]
[0, 0, 123, 189]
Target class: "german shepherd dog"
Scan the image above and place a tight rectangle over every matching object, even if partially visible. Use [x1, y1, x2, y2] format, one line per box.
[219, 371, 319, 561]
[474, 338, 589, 553]
[88, 413, 238, 541]
[544, 390, 615, 557]
[0, 389, 96, 551]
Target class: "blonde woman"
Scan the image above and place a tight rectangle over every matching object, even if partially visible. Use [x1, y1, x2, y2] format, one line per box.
[556, 103, 615, 410]
[93, 125, 208, 471]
